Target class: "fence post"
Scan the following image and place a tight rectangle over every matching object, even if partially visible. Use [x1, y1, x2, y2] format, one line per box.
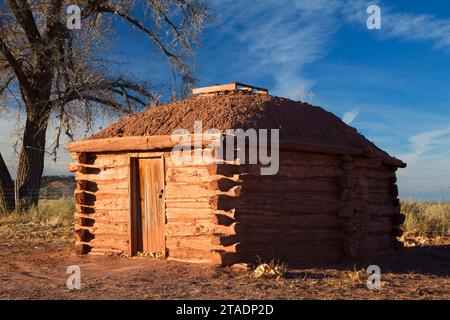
[14, 180, 19, 211]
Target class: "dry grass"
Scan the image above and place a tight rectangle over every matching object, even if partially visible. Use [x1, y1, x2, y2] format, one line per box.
[401, 200, 450, 246]
[0, 198, 75, 244]
[347, 266, 364, 284]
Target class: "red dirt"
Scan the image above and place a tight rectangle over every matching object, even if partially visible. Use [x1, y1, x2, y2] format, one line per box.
[1, 239, 449, 300]
[91, 91, 396, 162]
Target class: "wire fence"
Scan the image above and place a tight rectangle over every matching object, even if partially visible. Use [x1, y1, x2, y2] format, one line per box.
[1, 189, 74, 203]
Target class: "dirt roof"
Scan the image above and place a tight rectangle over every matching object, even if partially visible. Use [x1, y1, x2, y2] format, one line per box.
[91, 91, 402, 164]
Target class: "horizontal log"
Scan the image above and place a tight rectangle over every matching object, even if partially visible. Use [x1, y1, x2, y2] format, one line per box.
[278, 151, 341, 166]
[89, 248, 126, 255]
[218, 229, 343, 240]
[165, 221, 238, 237]
[167, 256, 218, 264]
[75, 168, 129, 181]
[231, 206, 340, 217]
[352, 168, 395, 180]
[68, 163, 85, 173]
[167, 248, 223, 264]
[165, 208, 215, 221]
[68, 135, 405, 167]
[76, 206, 129, 217]
[77, 180, 129, 193]
[86, 238, 129, 251]
[165, 184, 215, 199]
[280, 143, 362, 159]
[75, 224, 95, 232]
[79, 155, 130, 167]
[68, 135, 175, 152]
[217, 163, 345, 178]
[240, 176, 338, 193]
[353, 158, 382, 168]
[166, 237, 238, 253]
[74, 192, 130, 207]
[69, 162, 115, 171]
[85, 198, 129, 210]
[233, 214, 341, 229]
[214, 194, 341, 214]
[165, 184, 241, 200]
[88, 223, 129, 235]
[76, 215, 126, 224]
[165, 199, 213, 210]
[166, 165, 217, 183]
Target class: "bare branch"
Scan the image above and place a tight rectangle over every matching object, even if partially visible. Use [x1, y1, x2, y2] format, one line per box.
[0, 75, 14, 95]
[4, 0, 41, 45]
[95, 4, 186, 73]
[0, 34, 32, 96]
[45, 0, 63, 39]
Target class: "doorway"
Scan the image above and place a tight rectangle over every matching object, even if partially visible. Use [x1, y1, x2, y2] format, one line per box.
[130, 157, 165, 256]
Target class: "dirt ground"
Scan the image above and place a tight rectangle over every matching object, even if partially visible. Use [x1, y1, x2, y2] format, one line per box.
[0, 234, 449, 300]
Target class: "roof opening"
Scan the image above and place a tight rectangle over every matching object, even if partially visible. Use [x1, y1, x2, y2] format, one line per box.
[192, 82, 269, 96]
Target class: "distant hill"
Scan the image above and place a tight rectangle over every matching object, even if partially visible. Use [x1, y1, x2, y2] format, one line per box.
[40, 176, 75, 199]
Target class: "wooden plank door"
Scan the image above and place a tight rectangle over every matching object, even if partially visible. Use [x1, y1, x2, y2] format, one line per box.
[138, 157, 165, 253]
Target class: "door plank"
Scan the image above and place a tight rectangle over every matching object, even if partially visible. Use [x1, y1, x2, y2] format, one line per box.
[138, 159, 148, 252]
[148, 158, 165, 252]
[138, 158, 165, 253]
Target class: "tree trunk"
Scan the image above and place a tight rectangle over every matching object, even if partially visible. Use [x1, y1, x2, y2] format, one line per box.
[16, 110, 50, 210]
[0, 152, 15, 213]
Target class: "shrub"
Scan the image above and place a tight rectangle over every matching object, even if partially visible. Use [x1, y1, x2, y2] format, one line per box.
[253, 258, 287, 280]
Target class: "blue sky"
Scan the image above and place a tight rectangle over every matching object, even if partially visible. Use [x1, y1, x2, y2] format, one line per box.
[194, 0, 450, 200]
[1, 0, 449, 200]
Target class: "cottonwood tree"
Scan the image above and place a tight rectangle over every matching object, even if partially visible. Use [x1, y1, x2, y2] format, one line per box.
[0, 0, 208, 211]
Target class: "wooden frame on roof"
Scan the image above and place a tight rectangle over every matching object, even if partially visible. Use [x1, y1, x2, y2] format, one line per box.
[192, 82, 269, 95]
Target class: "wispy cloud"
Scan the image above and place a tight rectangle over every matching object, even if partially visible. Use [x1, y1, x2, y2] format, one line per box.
[394, 125, 450, 198]
[341, 0, 450, 51]
[400, 127, 450, 163]
[211, 0, 342, 98]
[342, 109, 360, 125]
[209, 0, 450, 98]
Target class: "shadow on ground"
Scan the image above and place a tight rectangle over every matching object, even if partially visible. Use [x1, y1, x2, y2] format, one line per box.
[284, 244, 450, 277]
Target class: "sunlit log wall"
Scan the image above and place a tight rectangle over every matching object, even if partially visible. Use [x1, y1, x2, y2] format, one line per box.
[69, 142, 404, 265]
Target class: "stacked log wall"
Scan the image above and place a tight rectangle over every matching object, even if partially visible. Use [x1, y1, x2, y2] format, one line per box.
[344, 156, 405, 259]
[69, 152, 131, 255]
[163, 150, 240, 264]
[68, 146, 404, 265]
[210, 150, 404, 265]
